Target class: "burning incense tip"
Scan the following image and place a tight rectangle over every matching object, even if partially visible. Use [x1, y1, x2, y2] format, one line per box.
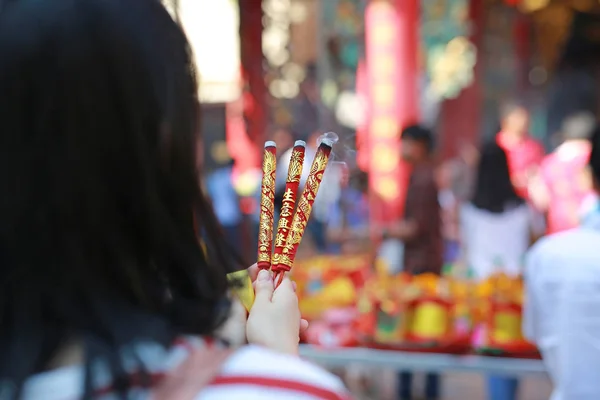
[317, 132, 339, 147]
[319, 138, 336, 147]
[294, 140, 306, 147]
[265, 141, 276, 148]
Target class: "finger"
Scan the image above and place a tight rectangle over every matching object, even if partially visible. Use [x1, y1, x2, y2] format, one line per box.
[300, 318, 309, 332]
[247, 263, 259, 282]
[253, 269, 274, 305]
[273, 276, 294, 294]
[272, 277, 299, 306]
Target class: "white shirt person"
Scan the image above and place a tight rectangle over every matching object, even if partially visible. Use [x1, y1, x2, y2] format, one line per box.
[524, 194, 600, 400]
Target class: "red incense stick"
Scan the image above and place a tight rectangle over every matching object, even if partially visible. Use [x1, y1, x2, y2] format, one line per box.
[272, 140, 306, 273]
[275, 138, 334, 286]
[257, 141, 277, 271]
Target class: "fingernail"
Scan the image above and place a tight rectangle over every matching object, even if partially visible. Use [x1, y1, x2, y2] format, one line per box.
[258, 269, 270, 282]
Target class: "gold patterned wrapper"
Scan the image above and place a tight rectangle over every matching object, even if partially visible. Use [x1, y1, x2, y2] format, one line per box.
[257, 142, 277, 270]
[276, 140, 333, 283]
[227, 269, 255, 312]
[272, 141, 306, 272]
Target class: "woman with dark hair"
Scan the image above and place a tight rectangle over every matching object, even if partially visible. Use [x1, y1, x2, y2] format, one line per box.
[0, 0, 349, 399]
[461, 141, 543, 278]
[459, 141, 544, 400]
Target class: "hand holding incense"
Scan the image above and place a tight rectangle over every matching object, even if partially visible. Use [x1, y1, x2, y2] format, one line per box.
[257, 141, 277, 270]
[272, 140, 306, 272]
[275, 138, 335, 286]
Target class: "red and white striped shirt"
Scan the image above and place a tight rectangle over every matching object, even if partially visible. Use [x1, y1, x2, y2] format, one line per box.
[22, 337, 352, 400]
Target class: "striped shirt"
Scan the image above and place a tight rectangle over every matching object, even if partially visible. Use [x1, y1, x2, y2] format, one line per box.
[22, 337, 352, 400]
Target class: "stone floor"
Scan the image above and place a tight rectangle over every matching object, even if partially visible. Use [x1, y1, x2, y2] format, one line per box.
[343, 369, 552, 400]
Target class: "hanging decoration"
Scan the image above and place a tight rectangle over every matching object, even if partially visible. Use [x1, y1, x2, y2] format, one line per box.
[428, 36, 477, 99]
[421, 0, 476, 100]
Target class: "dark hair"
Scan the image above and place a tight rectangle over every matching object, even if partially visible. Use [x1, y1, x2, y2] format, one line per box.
[401, 124, 434, 152]
[0, 0, 240, 396]
[471, 141, 524, 213]
[589, 125, 600, 183]
[561, 112, 597, 141]
[349, 171, 369, 193]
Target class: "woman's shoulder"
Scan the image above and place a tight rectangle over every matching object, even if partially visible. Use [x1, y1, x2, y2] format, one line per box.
[459, 202, 482, 220]
[461, 201, 529, 216]
[198, 345, 350, 399]
[225, 345, 344, 385]
[22, 338, 351, 400]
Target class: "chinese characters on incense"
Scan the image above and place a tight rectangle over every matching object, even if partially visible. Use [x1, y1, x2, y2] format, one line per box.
[272, 141, 306, 270]
[256, 136, 335, 287]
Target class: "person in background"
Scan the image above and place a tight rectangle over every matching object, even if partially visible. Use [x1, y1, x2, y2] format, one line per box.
[384, 125, 442, 400]
[206, 159, 243, 247]
[454, 142, 480, 202]
[436, 162, 461, 265]
[0, 1, 352, 399]
[461, 141, 544, 280]
[460, 142, 544, 400]
[386, 125, 443, 276]
[528, 112, 596, 234]
[523, 125, 600, 400]
[326, 170, 370, 255]
[496, 101, 545, 199]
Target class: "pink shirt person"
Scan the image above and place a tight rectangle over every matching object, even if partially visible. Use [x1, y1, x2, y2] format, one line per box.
[530, 113, 597, 234]
[495, 103, 545, 200]
[496, 133, 545, 200]
[540, 141, 592, 234]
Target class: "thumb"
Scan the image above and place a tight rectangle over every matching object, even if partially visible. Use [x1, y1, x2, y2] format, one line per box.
[253, 269, 274, 305]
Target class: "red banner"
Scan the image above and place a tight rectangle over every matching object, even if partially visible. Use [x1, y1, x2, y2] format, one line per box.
[364, 0, 418, 224]
[355, 59, 369, 172]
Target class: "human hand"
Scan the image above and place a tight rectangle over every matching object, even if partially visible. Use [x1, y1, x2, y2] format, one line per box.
[220, 264, 261, 345]
[247, 263, 259, 282]
[246, 269, 308, 355]
[216, 298, 247, 347]
[247, 263, 301, 293]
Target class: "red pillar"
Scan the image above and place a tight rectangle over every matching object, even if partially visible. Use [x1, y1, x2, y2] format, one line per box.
[365, 0, 418, 225]
[438, 0, 484, 159]
[226, 0, 268, 259]
[227, 0, 266, 178]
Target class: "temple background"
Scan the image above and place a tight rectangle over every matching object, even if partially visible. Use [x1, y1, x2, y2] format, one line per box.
[164, 0, 600, 215]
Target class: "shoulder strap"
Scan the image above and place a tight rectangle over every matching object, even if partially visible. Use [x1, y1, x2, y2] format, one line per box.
[152, 347, 233, 400]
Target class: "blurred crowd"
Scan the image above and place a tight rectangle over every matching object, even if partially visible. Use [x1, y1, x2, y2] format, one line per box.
[206, 101, 596, 276]
[207, 102, 600, 400]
